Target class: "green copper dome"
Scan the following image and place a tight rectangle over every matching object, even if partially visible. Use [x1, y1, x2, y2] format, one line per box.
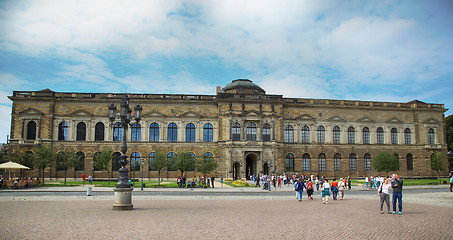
[223, 79, 265, 95]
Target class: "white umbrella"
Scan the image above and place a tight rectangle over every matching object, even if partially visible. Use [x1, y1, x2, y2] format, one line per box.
[0, 161, 30, 178]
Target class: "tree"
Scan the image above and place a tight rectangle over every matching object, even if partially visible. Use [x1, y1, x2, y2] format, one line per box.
[55, 150, 79, 185]
[151, 150, 167, 185]
[446, 114, 453, 151]
[372, 151, 400, 175]
[196, 153, 218, 187]
[431, 152, 446, 183]
[93, 148, 113, 186]
[175, 151, 196, 177]
[34, 145, 54, 185]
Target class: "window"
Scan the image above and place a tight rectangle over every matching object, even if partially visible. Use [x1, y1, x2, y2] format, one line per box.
[284, 125, 294, 143]
[377, 127, 384, 144]
[394, 153, 400, 170]
[317, 126, 325, 144]
[149, 123, 159, 142]
[406, 154, 413, 171]
[364, 153, 371, 171]
[93, 152, 101, 171]
[348, 127, 355, 144]
[246, 122, 257, 141]
[188, 152, 196, 171]
[76, 122, 86, 141]
[334, 153, 341, 171]
[263, 124, 271, 142]
[301, 125, 310, 144]
[58, 122, 68, 141]
[232, 123, 241, 141]
[168, 123, 178, 142]
[302, 153, 311, 171]
[26, 121, 37, 140]
[131, 152, 141, 171]
[185, 123, 195, 142]
[285, 153, 295, 171]
[113, 122, 123, 141]
[130, 123, 140, 141]
[404, 128, 411, 145]
[203, 123, 213, 142]
[167, 152, 176, 171]
[428, 128, 435, 144]
[75, 152, 85, 171]
[112, 152, 121, 171]
[362, 127, 370, 144]
[332, 126, 340, 144]
[349, 153, 357, 171]
[203, 152, 213, 161]
[391, 128, 398, 145]
[148, 152, 155, 171]
[95, 122, 104, 141]
[318, 153, 326, 171]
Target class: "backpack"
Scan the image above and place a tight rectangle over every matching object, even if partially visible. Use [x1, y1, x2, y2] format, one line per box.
[307, 184, 313, 190]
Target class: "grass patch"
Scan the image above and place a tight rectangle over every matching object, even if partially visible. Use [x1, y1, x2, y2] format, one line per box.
[353, 178, 449, 186]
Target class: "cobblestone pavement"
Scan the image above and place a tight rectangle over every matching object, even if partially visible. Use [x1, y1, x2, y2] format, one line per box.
[1, 197, 452, 240]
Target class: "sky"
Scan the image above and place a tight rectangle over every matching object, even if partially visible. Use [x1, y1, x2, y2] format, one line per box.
[0, 0, 452, 144]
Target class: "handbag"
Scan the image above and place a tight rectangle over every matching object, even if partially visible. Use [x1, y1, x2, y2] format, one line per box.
[378, 184, 383, 194]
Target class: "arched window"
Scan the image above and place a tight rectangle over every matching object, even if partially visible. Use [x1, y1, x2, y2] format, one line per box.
[131, 123, 141, 141]
[262, 123, 271, 142]
[93, 152, 101, 171]
[394, 153, 400, 170]
[391, 128, 398, 145]
[26, 121, 37, 140]
[185, 123, 195, 142]
[131, 152, 141, 171]
[333, 126, 340, 144]
[167, 152, 176, 171]
[285, 153, 295, 171]
[404, 128, 411, 145]
[188, 152, 196, 171]
[58, 122, 68, 141]
[301, 125, 310, 144]
[317, 126, 325, 144]
[168, 123, 177, 142]
[302, 153, 311, 171]
[95, 122, 104, 141]
[318, 153, 326, 171]
[232, 123, 241, 141]
[246, 122, 257, 141]
[113, 122, 123, 141]
[364, 153, 371, 171]
[149, 123, 159, 142]
[349, 153, 357, 171]
[362, 127, 370, 144]
[148, 152, 155, 171]
[203, 152, 213, 162]
[203, 123, 213, 142]
[284, 125, 294, 143]
[406, 154, 413, 171]
[377, 127, 384, 144]
[76, 122, 86, 141]
[428, 128, 435, 145]
[112, 152, 121, 171]
[334, 153, 342, 171]
[75, 152, 85, 171]
[348, 127, 355, 144]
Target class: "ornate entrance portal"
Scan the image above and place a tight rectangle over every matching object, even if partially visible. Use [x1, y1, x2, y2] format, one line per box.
[245, 152, 259, 180]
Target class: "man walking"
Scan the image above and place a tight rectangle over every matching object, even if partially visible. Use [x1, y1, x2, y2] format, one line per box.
[391, 173, 403, 214]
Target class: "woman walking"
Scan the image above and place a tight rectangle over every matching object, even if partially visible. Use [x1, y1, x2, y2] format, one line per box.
[306, 179, 314, 200]
[338, 178, 346, 200]
[378, 177, 392, 214]
[321, 179, 331, 204]
[294, 178, 305, 202]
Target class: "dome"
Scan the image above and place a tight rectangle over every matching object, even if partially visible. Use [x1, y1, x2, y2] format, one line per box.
[222, 79, 265, 95]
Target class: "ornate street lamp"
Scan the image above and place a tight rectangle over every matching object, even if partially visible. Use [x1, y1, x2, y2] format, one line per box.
[109, 95, 142, 210]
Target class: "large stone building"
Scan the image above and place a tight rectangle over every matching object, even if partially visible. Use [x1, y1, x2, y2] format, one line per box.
[8, 79, 449, 179]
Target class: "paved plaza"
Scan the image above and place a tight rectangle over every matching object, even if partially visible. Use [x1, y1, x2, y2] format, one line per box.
[0, 185, 452, 239]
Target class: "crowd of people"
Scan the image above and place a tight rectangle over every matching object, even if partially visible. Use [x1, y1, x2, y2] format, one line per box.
[0, 176, 41, 189]
[176, 175, 223, 188]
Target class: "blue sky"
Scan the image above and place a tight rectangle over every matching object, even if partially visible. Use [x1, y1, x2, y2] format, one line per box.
[1, 0, 452, 143]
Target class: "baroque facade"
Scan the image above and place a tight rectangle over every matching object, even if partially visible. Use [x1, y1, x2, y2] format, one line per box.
[8, 79, 449, 179]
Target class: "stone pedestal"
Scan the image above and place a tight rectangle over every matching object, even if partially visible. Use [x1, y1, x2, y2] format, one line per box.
[112, 187, 133, 210]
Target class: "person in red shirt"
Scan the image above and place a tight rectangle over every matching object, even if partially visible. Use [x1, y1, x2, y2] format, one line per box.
[331, 179, 339, 200]
[82, 174, 86, 186]
[306, 179, 314, 200]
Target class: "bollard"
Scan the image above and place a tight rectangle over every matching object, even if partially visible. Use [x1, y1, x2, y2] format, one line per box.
[87, 187, 92, 196]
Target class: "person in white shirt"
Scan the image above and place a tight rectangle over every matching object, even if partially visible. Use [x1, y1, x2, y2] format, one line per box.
[365, 176, 369, 188]
[378, 177, 392, 214]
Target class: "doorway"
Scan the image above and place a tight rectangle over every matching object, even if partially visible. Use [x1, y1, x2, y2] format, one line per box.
[245, 153, 258, 180]
[232, 162, 240, 180]
[263, 162, 269, 175]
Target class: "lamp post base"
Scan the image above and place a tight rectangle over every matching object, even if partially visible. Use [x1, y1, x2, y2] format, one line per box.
[112, 187, 133, 210]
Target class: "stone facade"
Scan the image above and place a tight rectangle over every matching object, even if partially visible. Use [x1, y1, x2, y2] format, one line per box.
[7, 80, 449, 179]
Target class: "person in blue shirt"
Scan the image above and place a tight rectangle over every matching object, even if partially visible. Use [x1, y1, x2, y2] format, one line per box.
[294, 178, 306, 202]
